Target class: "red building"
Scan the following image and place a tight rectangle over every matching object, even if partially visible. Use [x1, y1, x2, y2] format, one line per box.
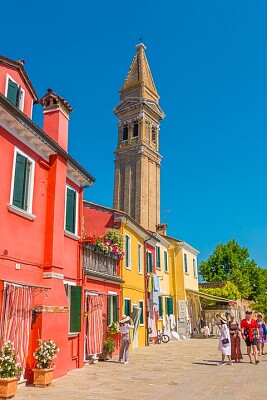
[0, 56, 95, 380]
[82, 201, 124, 358]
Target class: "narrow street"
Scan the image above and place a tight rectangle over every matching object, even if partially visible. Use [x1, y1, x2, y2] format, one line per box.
[17, 338, 266, 400]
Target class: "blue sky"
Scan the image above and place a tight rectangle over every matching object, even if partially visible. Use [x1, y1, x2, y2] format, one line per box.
[2, 1, 267, 268]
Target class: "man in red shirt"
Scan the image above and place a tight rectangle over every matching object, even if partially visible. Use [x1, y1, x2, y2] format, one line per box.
[241, 311, 260, 364]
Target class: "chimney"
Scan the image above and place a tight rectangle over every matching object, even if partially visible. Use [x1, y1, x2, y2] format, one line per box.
[156, 223, 167, 236]
[39, 89, 73, 152]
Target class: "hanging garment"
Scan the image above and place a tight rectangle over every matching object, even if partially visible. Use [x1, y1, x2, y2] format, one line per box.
[147, 275, 153, 293]
[153, 274, 160, 311]
[0, 283, 33, 370]
[86, 295, 104, 355]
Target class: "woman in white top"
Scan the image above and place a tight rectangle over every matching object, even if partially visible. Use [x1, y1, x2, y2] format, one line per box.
[218, 315, 232, 365]
[118, 315, 134, 364]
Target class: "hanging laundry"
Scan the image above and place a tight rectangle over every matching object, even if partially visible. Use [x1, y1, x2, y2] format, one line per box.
[147, 274, 153, 293]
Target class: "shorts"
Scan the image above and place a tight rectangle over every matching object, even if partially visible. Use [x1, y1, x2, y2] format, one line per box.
[245, 337, 258, 347]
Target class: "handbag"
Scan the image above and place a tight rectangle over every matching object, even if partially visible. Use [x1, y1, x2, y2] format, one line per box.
[222, 338, 229, 345]
[263, 323, 267, 336]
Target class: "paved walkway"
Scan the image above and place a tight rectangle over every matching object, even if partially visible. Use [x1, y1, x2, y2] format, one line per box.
[16, 338, 267, 400]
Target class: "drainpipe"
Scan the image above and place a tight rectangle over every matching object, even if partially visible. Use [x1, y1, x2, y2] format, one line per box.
[144, 233, 153, 346]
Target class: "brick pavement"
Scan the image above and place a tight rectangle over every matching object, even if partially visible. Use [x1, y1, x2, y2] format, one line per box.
[16, 338, 267, 400]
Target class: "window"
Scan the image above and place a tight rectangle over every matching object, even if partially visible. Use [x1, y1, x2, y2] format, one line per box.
[64, 282, 82, 334]
[146, 251, 153, 273]
[158, 296, 163, 318]
[65, 186, 78, 234]
[184, 253, 188, 273]
[133, 123, 139, 137]
[193, 258, 197, 277]
[125, 234, 131, 269]
[107, 295, 119, 325]
[166, 297, 173, 315]
[152, 128, 156, 144]
[138, 243, 143, 274]
[139, 300, 144, 325]
[124, 298, 131, 316]
[6, 76, 25, 110]
[156, 246, 161, 269]
[164, 250, 168, 272]
[122, 126, 128, 141]
[11, 149, 34, 213]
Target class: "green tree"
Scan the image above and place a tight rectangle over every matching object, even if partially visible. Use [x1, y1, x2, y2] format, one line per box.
[199, 239, 267, 300]
[253, 294, 267, 316]
[200, 281, 241, 300]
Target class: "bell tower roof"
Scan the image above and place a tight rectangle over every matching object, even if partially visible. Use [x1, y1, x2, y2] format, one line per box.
[120, 43, 159, 101]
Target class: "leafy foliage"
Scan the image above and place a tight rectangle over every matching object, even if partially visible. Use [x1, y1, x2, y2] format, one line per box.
[103, 337, 116, 354]
[0, 340, 22, 378]
[200, 281, 241, 300]
[253, 294, 267, 316]
[33, 339, 59, 369]
[199, 239, 267, 300]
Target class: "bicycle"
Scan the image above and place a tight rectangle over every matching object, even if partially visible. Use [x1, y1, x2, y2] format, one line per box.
[156, 330, 170, 344]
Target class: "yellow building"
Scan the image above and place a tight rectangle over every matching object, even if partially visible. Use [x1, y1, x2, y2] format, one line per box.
[165, 236, 200, 338]
[115, 213, 149, 349]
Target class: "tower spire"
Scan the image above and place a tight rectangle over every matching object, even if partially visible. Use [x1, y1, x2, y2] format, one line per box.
[120, 43, 159, 101]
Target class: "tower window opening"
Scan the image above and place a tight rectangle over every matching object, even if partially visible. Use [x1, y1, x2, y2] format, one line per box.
[152, 128, 157, 144]
[133, 123, 139, 137]
[122, 126, 128, 141]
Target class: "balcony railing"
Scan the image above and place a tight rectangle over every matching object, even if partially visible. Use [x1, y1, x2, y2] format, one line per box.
[82, 244, 119, 279]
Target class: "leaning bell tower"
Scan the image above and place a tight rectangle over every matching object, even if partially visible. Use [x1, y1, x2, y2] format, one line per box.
[113, 43, 165, 231]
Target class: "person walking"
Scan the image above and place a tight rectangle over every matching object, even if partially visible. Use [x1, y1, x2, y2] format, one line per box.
[118, 315, 134, 364]
[241, 311, 260, 364]
[218, 315, 232, 365]
[228, 313, 242, 363]
[256, 313, 267, 356]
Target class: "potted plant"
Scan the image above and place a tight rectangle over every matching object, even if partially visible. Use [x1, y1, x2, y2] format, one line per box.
[32, 339, 59, 387]
[107, 321, 120, 335]
[101, 338, 116, 361]
[0, 340, 22, 399]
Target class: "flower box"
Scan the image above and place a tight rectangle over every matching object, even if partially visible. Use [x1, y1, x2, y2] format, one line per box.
[0, 377, 18, 399]
[33, 368, 54, 387]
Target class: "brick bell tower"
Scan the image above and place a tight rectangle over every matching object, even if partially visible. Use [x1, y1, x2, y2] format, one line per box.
[113, 43, 165, 231]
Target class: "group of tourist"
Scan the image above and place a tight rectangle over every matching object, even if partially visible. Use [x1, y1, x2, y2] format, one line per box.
[217, 311, 267, 365]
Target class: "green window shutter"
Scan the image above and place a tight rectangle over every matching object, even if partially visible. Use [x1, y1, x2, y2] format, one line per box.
[125, 235, 130, 268]
[156, 247, 160, 269]
[124, 299, 130, 316]
[65, 188, 76, 233]
[107, 296, 112, 325]
[184, 254, 188, 273]
[164, 251, 168, 272]
[113, 296, 118, 322]
[148, 252, 153, 273]
[166, 297, 173, 315]
[7, 79, 19, 106]
[159, 296, 163, 317]
[139, 301, 144, 324]
[70, 286, 81, 333]
[12, 153, 26, 209]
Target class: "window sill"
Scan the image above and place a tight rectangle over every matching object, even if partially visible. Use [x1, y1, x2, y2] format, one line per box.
[64, 230, 80, 241]
[164, 270, 169, 274]
[7, 204, 36, 221]
[185, 272, 189, 276]
[125, 266, 131, 270]
[68, 333, 79, 338]
[138, 272, 143, 275]
[156, 267, 161, 271]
